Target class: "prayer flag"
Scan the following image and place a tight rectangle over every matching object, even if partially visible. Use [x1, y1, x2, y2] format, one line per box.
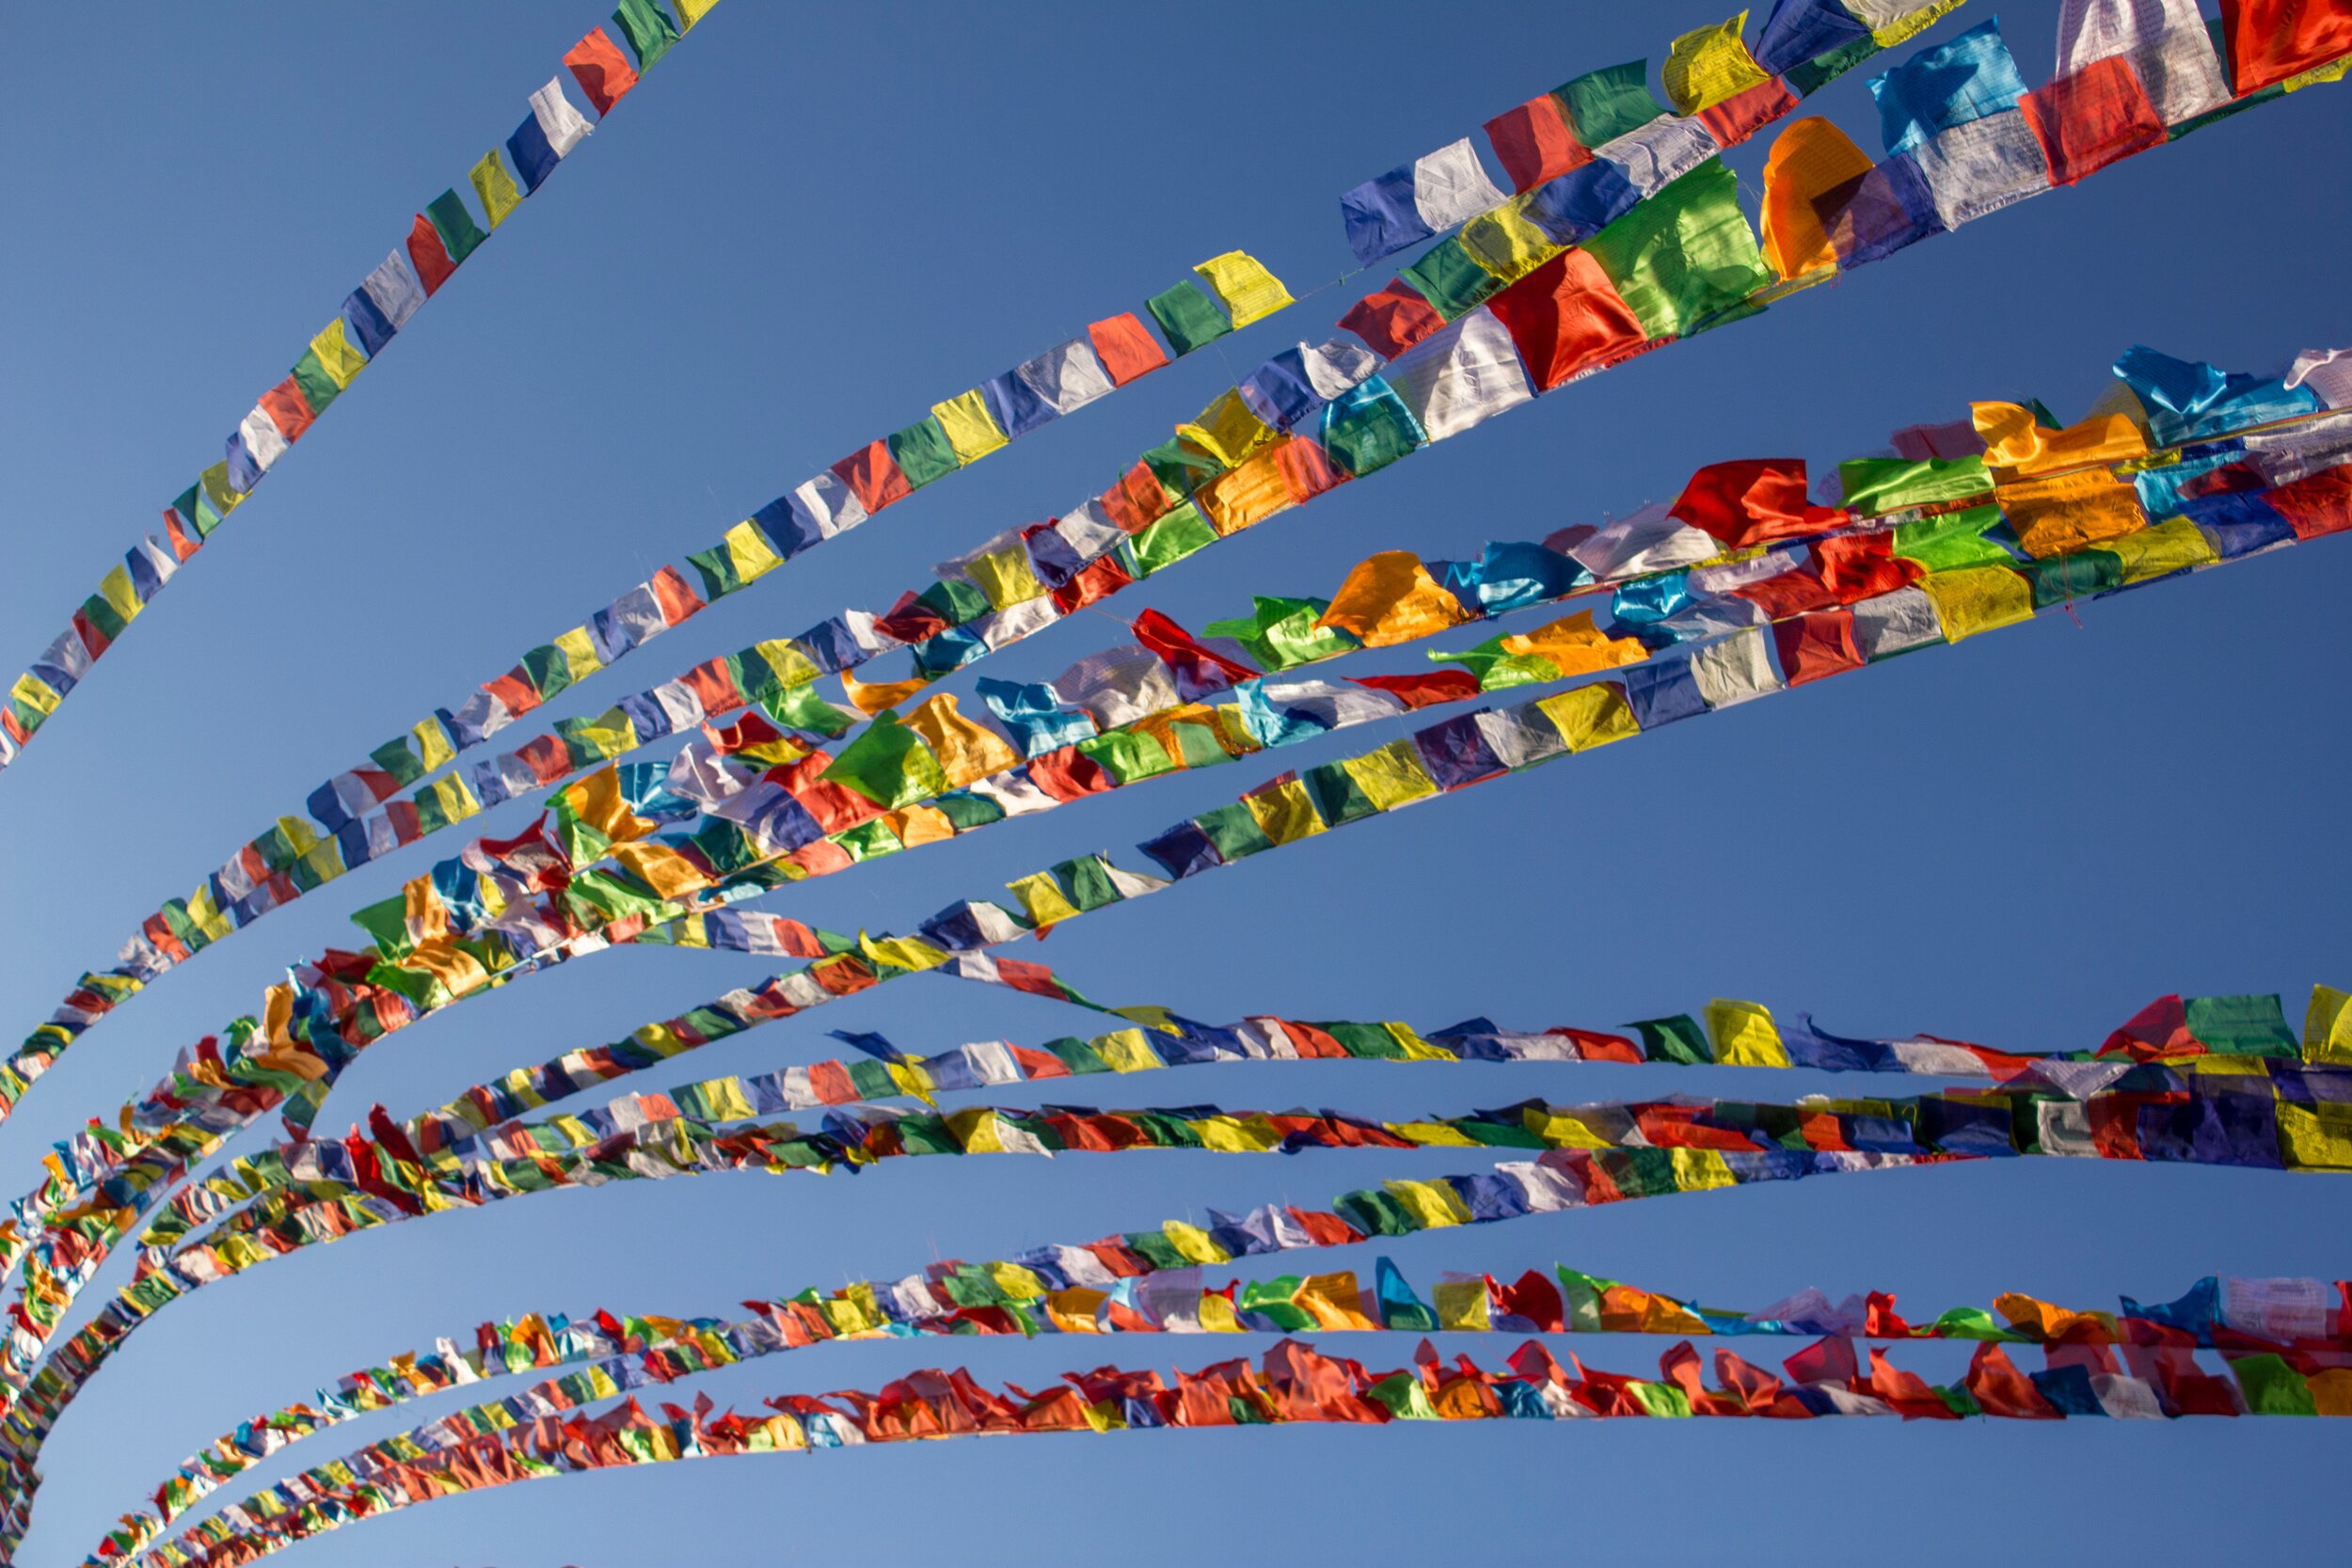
[1760, 117, 1876, 277]
[565, 27, 641, 114]
[1869, 20, 2028, 152]
[611, 0, 680, 70]
[1662, 13, 1775, 114]
[1341, 139, 1509, 266]
[1485, 91, 1592, 192]
[509, 78, 594, 192]
[470, 150, 524, 229]
[2220, 0, 2352, 93]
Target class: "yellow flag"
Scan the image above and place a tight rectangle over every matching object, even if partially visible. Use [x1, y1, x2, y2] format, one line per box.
[611, 841, 708, 900]
[1669, 1148, 1738, 1191]
[1006, 871, 1081, 928]
[930, 388, 1009, 463]
[1537, 682, 1639, 751]
[1162, 1220, 1231, 1264]
[961, 543, 1047, 609]
[553, 625, 603, 681]
[1435, 1279, 1493, 1331]
[1242, 776, 1326, 845]
[1092, 1028, 1164, 1073]
[412, 715, 457, 773]
[1178, 388, 1276, 467]
[2305, 986, 2352, 1062]
[1343, 740, 1439, 811]
[857, 931, 949, 973]
[2276, 1101, 2352, 1168]
[1384, 1179, 1472, 1227]
[1919, 565, 2032, 641]
[723, 518, 785, 583]
[310, 318, 371, 387]
[1460, 194, 1563, 284]
[1705, 998, 1792, 1068]
[1192, 251, 1294, 327]
[1661, 12, 1770, 114]
[470, 149, 524, 229]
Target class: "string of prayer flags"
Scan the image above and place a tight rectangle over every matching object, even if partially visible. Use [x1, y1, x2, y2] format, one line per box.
[360, 984, 2321, 1190]
[0, 3, 700, 780]
[131, 1313, 2352, 1568]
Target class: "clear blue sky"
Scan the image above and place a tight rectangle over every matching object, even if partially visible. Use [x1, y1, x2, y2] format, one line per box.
[2, 3, 2349, 1563]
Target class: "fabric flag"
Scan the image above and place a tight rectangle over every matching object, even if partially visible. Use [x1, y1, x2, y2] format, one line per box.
[509, 77, 594, 193]
[1661, 13, 1775, 114]
[406, 214, 458, 295]
[2222, 0, 2352, 93]
[1339, 280, 1446, 359]
[1341, 139, 1510, 265]
[1194, 252, 1295, 329]
[2021, 56, 2167, 185]
[1906, 108, 2051, 229]
[1088, 313, 1168, 386]
[1760, 118, 1876, 277]
[1559, 60, 1670, 146]
[1816, 151, 1946, 267]
[612, 0, 680, 70]
[348, 249, 423, 356]
[1671, 458, 1837, 546]
[230, 408, 288, 490]
[1686, 626, 1784, 705]
[1483, 248, 1647, 390]
[1382, 308, 1536, 442]
[2288, 347, 2352, 406]
[426, 189, 489, 265]
[2056, 0, 2230, 123]
[470, 150, 524, 229]
[1869, 20, 2028, 152]
[1146, 278, 1235, 357]
[289, 323, 360, 417]
[1317, 553, 1475, 645]
[1484, 90, 1593, 194]
[1755, 0, 1872, 75]
[566, 27, 641, 114]
[1592, 116, 1725, 201]
[1580, 157, 1768, 340]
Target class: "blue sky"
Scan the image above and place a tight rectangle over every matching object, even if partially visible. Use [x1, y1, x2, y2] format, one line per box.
[1, 2, 2349, 1562]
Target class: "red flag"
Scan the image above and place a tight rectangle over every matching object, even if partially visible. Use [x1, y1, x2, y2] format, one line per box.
[2221, 0, 2352, 94]
[405, 214, 457, 296]
[1966, 1344, 2062, 1418]
[1134, 608, 1259, 699]
[1670, 457, 1841, 546]
[1339, 279, 1445, 358]
[564, 28, 640, 114]
[1349, 669, 1482, 709]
